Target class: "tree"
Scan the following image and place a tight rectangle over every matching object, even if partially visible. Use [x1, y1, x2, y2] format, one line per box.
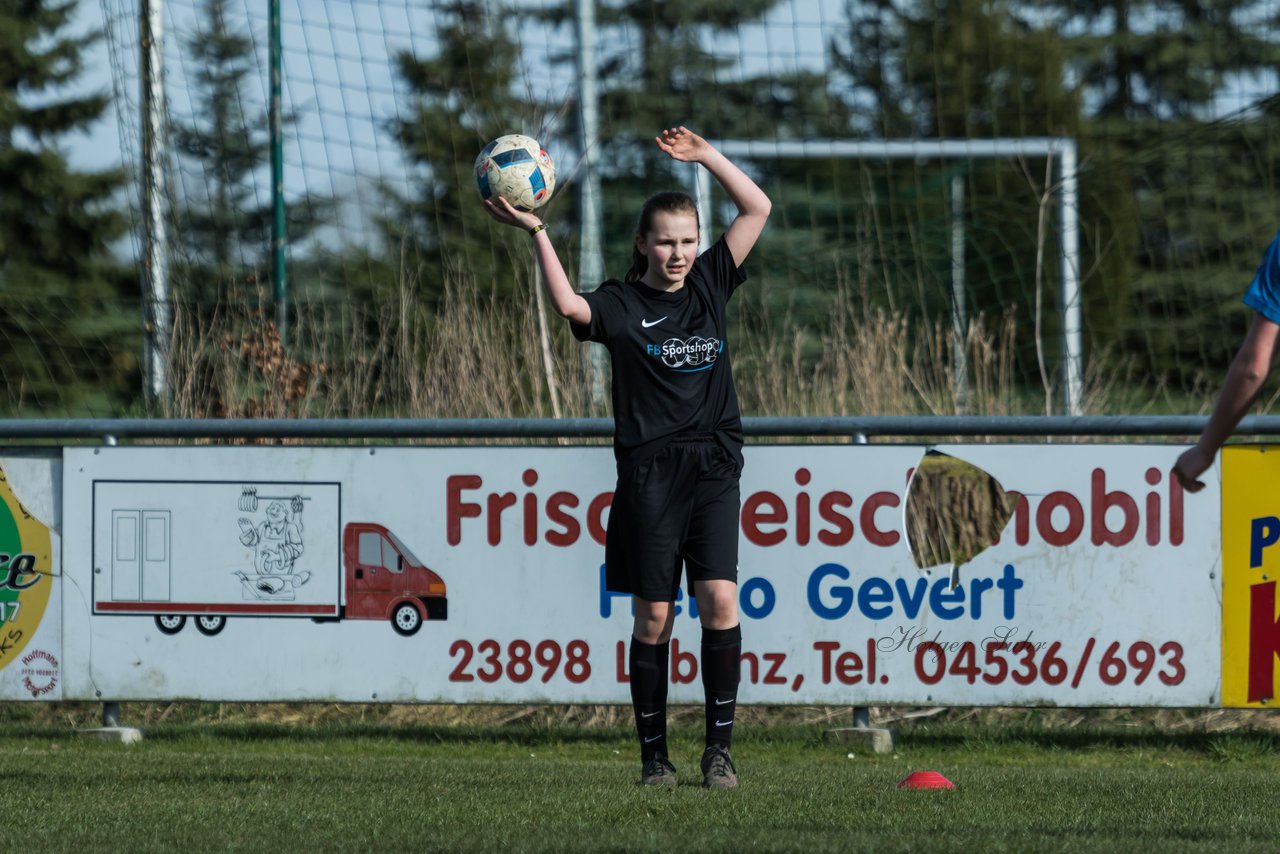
[1045, 0, 1280, 388]
[0, 0, 134, 415]
[829, 0, 1083, 397]
[171, 0, 329, 309]
[386, 1, 544, 307]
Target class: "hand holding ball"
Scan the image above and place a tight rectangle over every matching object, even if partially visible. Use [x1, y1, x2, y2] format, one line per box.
[475, 134, 556, 211]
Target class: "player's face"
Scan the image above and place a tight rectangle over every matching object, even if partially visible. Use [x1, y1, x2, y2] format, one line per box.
[638, 210, 699, 290]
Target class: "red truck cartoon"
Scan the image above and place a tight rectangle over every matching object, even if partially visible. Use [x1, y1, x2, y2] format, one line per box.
[91, 481, 447, 637]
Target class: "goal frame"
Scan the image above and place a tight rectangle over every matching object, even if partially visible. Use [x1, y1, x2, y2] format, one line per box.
[692, 138, 1081, 416]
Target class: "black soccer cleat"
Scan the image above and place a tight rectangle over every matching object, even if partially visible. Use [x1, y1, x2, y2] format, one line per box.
[639, 755, 678, 787]
[700, 744, 738, 789]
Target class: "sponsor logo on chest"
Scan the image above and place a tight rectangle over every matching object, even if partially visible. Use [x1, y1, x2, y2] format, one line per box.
[645, 336, 724, 371]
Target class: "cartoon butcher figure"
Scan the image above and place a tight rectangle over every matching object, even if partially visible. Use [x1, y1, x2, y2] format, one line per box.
[238, 498, 308, 588]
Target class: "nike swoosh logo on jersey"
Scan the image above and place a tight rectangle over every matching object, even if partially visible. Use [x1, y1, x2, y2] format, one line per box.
[714, 719, 734, 727]
[644, 734, 663, 743]
[640, 711, 661, 718]
[714, 698, 733, 706]
[641, 316, 667, 328]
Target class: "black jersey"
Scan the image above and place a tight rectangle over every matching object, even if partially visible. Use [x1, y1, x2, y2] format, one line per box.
[572, 237, 746, 467]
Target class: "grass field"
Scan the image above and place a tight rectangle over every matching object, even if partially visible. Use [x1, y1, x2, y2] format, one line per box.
[4, 706, 1280, 852]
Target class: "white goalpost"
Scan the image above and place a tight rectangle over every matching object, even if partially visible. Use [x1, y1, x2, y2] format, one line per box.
[693, 138, 1082, 416]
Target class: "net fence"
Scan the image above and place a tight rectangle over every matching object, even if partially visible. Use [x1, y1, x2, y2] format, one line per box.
[6, 0, 1280, 418]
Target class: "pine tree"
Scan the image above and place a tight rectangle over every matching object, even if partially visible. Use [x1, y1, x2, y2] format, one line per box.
[0, 0, 134, 415]
[1047, 0, 1280, 387]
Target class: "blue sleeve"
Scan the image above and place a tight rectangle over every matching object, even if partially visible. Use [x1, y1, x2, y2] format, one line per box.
[1243, 233, 1280, 324]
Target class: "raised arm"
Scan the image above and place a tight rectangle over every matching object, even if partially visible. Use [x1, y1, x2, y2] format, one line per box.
[656, 127, 771, 267]
[1173, 313, 1280, 492]
[482, 197, 592, 327]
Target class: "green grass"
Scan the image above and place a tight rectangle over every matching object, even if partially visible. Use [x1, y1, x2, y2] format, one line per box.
[4, 713, 1280, 852]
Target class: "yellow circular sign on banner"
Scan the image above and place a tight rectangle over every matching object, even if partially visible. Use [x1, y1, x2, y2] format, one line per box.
[0, 466, 53, 674]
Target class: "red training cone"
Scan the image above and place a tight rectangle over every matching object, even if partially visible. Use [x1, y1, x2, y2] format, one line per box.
[897, 770, 954, 790]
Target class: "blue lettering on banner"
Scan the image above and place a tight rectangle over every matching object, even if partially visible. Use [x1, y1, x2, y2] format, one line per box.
[597, 565, 777, 619]
[598, 564, 692, 618]
[807, 562, 1024, 621]
[1250, 516, 1280, 567]
[739, 577, 776, 619]
[597, 561, 1021, 622]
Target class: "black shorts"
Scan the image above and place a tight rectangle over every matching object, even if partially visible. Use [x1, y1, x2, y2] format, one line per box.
[605, 434, 741, 602]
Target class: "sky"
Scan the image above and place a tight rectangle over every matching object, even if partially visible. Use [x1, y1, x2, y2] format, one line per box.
[70, 0, 849, 181]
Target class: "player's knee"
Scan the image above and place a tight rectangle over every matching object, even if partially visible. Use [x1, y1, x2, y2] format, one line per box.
[696, 586, 738, 629]
[632, 600, 674, 644]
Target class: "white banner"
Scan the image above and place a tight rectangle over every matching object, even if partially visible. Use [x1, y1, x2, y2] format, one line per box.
[60, 444, 1219, 706]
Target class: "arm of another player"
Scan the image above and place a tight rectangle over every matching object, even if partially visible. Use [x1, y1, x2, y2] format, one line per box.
[1173, 313, 1280, 492]
[655, 127, 771, 267]
[481, 197, 592, 326]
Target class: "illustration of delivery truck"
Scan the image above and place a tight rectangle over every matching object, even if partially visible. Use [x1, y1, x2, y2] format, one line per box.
[91, 481, 447, 636]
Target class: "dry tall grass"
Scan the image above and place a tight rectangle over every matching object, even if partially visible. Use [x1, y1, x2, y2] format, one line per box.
[160, 271, 1063, 423]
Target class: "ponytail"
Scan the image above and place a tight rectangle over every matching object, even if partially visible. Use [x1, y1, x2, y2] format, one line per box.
[624, 246, 648, 283]
[624, 191, 699, 282]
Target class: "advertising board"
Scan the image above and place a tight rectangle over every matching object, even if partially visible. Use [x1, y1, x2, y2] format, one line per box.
[60, 444, 1218, 706]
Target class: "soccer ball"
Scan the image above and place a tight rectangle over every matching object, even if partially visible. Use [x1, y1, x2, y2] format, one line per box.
[475, 134, 556, 211]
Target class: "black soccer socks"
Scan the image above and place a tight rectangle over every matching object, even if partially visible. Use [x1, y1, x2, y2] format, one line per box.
[630, 636, 670, 762]
[701, 623, 741, 750]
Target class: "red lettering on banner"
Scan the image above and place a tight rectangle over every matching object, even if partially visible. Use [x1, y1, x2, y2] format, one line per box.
[671, 640, 697, 683]
[1249, 581, 1280, 703]
[446, 475, 483, 546]
[444, 464, 1187, 550]
[1037, 491, 1084, 546]
[860, 492, 899, 547]
[816, 492, 854, 546]
[1145, 468, 1161, 546]
[742, 492, 787, 546]
[795, 468, 812, 546]
[587, 492, 611, 546]
[1168, 469, 1184, 546]
[1092, 468, 1139, 546]
[545, 492, 580, 547]
[487, 491, 516, 546]
[522, 469, 539, 546]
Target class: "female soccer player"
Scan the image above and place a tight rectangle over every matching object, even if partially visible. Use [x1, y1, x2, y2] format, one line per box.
[483, 127, 770, 789]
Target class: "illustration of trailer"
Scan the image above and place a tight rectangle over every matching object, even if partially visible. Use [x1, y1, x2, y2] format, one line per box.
[91, 481, 447, 636]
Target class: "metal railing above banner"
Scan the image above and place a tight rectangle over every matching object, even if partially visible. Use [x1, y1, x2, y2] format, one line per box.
[0, 415, 1275, 441]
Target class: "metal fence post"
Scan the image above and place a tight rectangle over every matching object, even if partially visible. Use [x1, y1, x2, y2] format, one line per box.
[99, 434, 122, 730]
[78, 434, 143, 743]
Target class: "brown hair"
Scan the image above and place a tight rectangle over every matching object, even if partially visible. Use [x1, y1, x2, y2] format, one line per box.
[623, 191, 700, 282]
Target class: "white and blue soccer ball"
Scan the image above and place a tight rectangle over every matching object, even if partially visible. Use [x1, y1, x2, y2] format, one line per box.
[475, 134, 556, 211]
